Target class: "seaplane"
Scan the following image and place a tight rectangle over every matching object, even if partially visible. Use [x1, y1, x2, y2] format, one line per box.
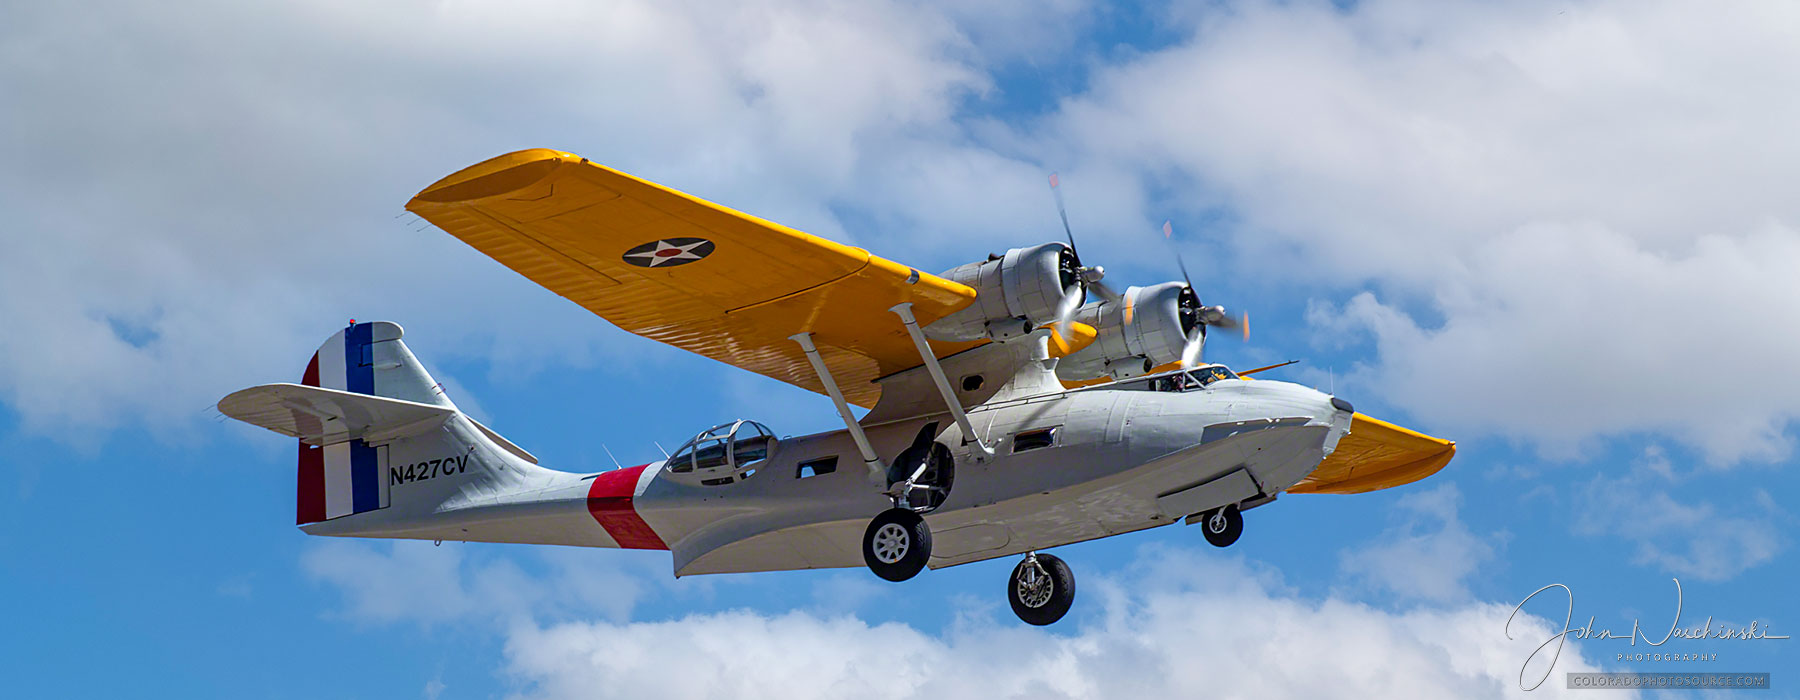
[220, 149, 1456, 625]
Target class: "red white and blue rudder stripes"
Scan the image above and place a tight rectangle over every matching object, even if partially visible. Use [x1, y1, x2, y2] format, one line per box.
[296, 321, 446, 524]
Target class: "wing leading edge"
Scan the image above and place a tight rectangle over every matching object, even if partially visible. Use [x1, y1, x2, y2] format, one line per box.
[406, 149, 979, 408]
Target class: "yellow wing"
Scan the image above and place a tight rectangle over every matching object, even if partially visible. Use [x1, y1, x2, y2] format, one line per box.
[1289, 413, 1456, 494]
[406, 148, 984, 408]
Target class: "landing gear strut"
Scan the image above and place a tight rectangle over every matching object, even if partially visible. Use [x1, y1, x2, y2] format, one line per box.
[860, 422, 956, 581]
[1008, 552, 1075, 625]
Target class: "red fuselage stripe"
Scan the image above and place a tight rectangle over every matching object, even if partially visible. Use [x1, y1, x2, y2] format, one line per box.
[585, 465, 667, 550]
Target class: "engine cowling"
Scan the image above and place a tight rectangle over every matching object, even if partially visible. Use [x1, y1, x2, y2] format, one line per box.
[1054, 282, 1201, 381]
[923, 242, 1082, 342]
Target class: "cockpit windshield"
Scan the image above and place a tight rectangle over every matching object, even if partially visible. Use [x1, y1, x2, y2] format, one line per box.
[1191, 365, 1238, 386]
[666, 420, 776, 482]
[1151, 365, 1239, 392]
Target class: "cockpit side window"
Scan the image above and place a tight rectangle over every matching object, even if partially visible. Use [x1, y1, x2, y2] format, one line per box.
[691, 438, 731, 471]
[733, 438, 771, 464]
[1152, 373, 1194, 392]
[667, 423, 730, 474]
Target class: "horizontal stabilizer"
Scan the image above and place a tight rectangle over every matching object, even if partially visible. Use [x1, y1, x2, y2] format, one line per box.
[219, 383, 455, 446]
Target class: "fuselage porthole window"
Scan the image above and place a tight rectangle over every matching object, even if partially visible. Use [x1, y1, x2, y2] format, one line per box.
[1013, 427, 1058, 453]
[797, 456, 839, 479]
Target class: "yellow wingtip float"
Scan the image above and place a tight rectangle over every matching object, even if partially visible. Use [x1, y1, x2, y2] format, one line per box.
[1289, 413, 1457, 494]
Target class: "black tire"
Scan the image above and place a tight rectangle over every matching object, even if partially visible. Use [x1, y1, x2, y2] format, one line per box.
[1008, 553, 1075, 626]
[862, 508, 932, 582]
[1201, 503, 1243, 547]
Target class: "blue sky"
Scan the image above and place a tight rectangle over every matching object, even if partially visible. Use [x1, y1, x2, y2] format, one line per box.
[2, 0, 1797, 698]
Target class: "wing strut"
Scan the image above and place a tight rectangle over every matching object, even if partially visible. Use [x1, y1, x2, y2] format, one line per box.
[789, 332, 888, 481]
[890, 303, 997, 456]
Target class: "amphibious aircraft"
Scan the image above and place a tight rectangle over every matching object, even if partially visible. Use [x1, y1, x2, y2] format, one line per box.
[220, 149, 1455, 625]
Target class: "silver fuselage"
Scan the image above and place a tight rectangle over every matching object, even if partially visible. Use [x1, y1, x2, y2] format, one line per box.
[638, 375, 1349, 574]
[305, 374, 1349, 577]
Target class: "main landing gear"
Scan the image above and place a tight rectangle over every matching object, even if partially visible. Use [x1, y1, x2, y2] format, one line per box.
[1008, 552, 1075, 626]
[860, 423, 955, 582]
[862, 508, 932, 582]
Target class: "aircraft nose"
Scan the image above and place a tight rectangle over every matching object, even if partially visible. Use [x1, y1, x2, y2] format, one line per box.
[1266, 381, 1352, 430]
[1227, 380, 1343, 425]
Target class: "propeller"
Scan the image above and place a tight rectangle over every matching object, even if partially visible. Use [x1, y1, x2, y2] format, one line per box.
[1047, 173, 1120, 343]
[1048, 173, 1089, 341]
[1164, 221, 1248, 368]
[1049, 173, 1079, 264]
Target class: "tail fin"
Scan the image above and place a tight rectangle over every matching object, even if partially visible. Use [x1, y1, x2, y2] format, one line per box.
[219, 321, 553, 530]
[301, 321, 453, 408]
[291, 321, 448, 525]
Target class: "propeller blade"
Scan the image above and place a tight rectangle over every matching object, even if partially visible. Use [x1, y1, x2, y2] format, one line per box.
[1053, 283, 1084, 342]
[1163, 220, 1194, 289]
[1166, 219, 1248, 342]
[1088, 277, 1122, 304]
[1204, 310, 1249, 337]
[1180, 327, 1204, 369]
[1049, 172, 1079, 262]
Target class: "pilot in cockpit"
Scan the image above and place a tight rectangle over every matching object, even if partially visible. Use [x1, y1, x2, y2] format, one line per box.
[1154, 365, 1239, 392]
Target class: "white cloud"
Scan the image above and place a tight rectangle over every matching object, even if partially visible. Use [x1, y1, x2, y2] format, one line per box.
[6, 0, 1795, 470]
[1062, 0, 1800, 270]
[0, 0, 1043, 438]
[1045, 0, 1800, 464]
[301, 536, 1628, 698]
[1308, 224, 1800, 463]
[1340, 484, 1498, 602]
[500, 548, 1624, 699]
[302, 540, 486, 625]
[303, 535, 1625, 698]
[1570, 447, 1784, 581]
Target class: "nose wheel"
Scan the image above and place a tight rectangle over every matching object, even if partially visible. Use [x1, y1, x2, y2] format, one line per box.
[862, 508, 932, 582]
[1200, 503, 1243, 547]
[1007, 552, 1075, 626]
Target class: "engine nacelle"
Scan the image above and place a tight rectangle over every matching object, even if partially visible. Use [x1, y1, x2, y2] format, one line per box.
[923, 242, 1082, 342]
[1055, 282, 1200, 381]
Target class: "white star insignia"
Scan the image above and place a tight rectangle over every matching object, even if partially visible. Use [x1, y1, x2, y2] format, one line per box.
[623, 239, 710, 267]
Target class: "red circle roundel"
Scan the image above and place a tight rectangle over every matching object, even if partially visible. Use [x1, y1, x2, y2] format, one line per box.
[622, 238, 715, 268]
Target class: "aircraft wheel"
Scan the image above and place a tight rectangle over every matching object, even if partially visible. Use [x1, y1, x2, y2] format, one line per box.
[1008, 553, 1075, 626]
[863, 508, 931, 582]
[1201, 504, 1243, 547]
